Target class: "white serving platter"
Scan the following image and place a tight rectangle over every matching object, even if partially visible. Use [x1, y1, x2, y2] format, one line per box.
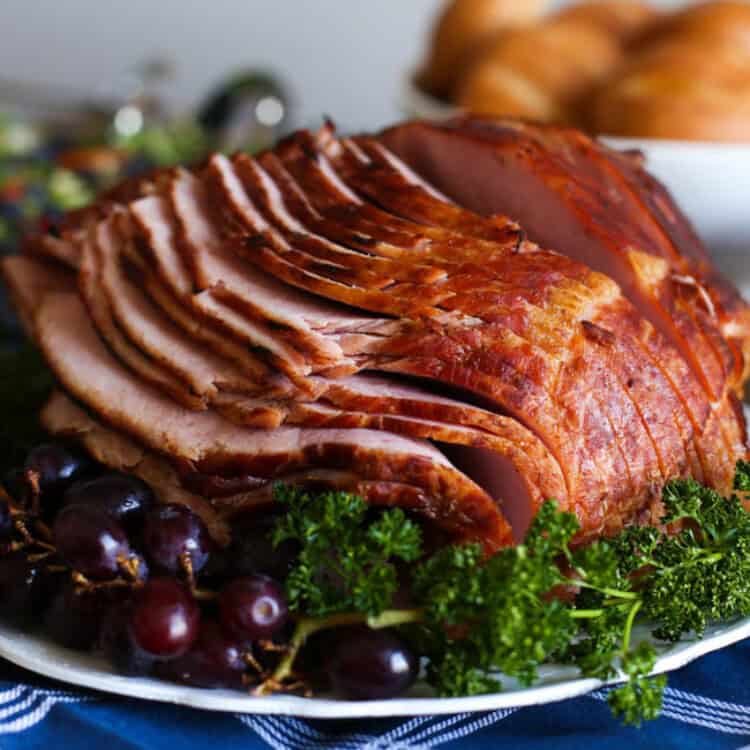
[0, 419, 748, 720]
[0, 616, 749, 718]
[6, 409, 750, 718]
[399, 76, 750, 297]
[2, 417, 748, 719]
[2, 427, 750, 720]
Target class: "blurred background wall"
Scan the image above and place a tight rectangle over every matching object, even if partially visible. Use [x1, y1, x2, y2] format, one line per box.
[0, 0, 688, 131]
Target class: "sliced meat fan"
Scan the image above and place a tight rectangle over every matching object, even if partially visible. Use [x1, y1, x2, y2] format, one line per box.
[4, 116, 748, 552]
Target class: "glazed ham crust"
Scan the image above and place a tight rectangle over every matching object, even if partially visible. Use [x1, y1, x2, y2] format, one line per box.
[4, 116, 748, 551]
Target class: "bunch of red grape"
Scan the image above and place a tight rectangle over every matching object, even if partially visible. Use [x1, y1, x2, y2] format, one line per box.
[0, 442, 294, 690]
[0, 442, 419, 699]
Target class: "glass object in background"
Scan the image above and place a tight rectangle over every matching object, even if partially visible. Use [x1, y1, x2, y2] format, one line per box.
[198, 71, 291, 155]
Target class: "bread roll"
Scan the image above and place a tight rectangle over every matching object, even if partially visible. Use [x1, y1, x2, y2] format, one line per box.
[456, 62, 565, 121]
[590, 38, 750, 140]
[555, 1, 659, 44]
[456, 18, 622, 123]
[591, 80, 750, 141]
[651, 1, 750, 49]
[590, 1, 750, 142]
[612, 36, 750, 81]
[419, 0, 550, 98]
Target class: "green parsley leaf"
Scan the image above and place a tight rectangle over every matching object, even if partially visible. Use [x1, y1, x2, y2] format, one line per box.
[734, 460, 750, 492]
[272, 484, 422, 617]
[607, 643, 666, 727]
[413, 501, 579, 691]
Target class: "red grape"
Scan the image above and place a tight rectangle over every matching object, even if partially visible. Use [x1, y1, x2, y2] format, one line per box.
[143, 504, 211, 576]
[219, 575, 289, 641]
[1, 468, 29, 506]
[0, 555, 51, 623]
[0, 498, 13, 541]
[156, 621, 250, 689]
[326, 628, 418, 700]
[44, 581, 113, 651]
[224, 514, 299, 581]
[130, 578, 200, 659]
[99, 602, 155, 676]
[24, 443, 92, 499]
[53, 505, 131, 580]
[63, 473, 154, 533]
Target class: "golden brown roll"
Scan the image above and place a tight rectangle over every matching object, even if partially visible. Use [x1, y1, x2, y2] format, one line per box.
[650, 1, 750, 49]
[455, 17, 622, 123]
[554, 1, 660, 44]
[589, 37, 750, 140]
[591, 81, 750, 142]
[589, 0, 750, 143]
[613, 36, 750, 81]
[418, 0, 550, 99]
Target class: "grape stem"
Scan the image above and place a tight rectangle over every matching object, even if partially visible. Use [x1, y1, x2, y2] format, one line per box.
[26, 551, 53, 563]
[12, 518, 55, 552]
[24, 469, 41, 517]
[72, 570, 137, 592]
[179, 552, 216, 601]
[257, 608, 423, 695]
[117, 555, 145, 584]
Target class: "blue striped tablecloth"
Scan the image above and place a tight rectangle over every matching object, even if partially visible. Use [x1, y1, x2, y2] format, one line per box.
[1, 636, 749, 750]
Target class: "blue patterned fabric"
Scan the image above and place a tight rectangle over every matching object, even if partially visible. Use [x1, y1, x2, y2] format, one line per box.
[2, 637, 750, 749]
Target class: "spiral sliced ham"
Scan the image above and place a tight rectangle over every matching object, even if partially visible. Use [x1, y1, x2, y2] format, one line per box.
[4, 116, 748, 551]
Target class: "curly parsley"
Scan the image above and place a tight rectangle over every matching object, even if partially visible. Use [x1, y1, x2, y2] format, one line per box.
[272, 484, 422, 617]
[268, 466, 750, 726]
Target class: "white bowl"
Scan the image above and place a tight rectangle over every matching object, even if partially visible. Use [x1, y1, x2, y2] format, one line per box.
[399, 77, 750, 294]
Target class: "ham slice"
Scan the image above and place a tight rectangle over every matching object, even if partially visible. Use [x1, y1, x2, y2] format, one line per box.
[126, 195, 302, 389]
[380, 118, 750, 396]
[292, 125, 734, 494]
[169, 169, 397, 367]
[40, 389, 230, 544]
[0, 255, 75, 332]
[98, 225, 256, 397]
[60, 213, 570, 535]
[31, 291, 513, 549]
[42, 389, 510, 544]
[379, 117, 747, 490]
[271, 132, 708, 489]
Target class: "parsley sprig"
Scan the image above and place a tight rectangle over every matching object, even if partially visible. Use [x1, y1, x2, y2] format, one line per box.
[268, 463, 750, 725]
[272, 484, 422, 617]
